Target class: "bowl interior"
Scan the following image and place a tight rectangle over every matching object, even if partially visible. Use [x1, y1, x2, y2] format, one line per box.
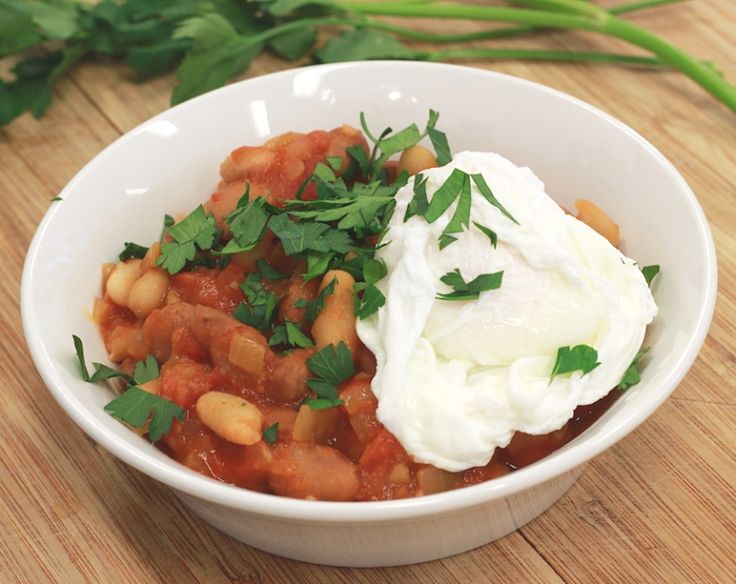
[22, 62, 716, 520]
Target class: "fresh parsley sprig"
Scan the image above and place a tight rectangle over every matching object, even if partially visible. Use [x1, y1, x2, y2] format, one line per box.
[156, 205, 219, 274]
[303, 341, 355, 410]
[617, 346, 651, 390]
[549, 345, 600, 383]
[72, 336, 184, 442]
[1, 0, 734, 131]
[436, 268, 504, 301]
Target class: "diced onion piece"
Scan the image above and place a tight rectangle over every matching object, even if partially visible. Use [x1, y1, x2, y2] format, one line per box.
[389, 463, 411, 484]
[228, 333, 266, 375]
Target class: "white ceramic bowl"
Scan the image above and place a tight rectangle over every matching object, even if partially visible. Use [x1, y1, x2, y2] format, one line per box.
[21, 62, 716, 567]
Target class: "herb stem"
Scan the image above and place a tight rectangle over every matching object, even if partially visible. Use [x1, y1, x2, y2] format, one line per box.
[610, 0, 687, 15]
[339, 1, 736, 112]
[359, 0, 685, 44]
[427, 47, 665, 67]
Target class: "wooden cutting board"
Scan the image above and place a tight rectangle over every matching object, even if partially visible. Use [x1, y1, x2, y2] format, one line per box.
[2, 2, 735, 582]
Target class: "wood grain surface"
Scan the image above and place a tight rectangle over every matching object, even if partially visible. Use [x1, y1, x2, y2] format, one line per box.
[2, 1, 735, 582]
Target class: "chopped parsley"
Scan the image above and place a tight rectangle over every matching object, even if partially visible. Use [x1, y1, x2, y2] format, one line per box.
[72, 336, 182, 443]
[470, 173, 519, 225]
[303, 342, 355, 410]
[436, 268, 504, 301]
[263, 422, 279, 445]
[296, 276, 337, 323]
[218, 189, 270, 255]
[473, 222, 498, 248]
[233, 273, 280, 332]
[641, 264, 660, 287]
[269, 320, 314, 348]
[118, 242, 149, 261]
[104, 387, 185, 443]
[549, 345, 600, 383]
[617, 346, 651, 390]
[155, 205, 218, 274]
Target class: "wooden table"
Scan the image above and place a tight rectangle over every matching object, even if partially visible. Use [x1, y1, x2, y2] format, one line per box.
[2, 2, 735, 582]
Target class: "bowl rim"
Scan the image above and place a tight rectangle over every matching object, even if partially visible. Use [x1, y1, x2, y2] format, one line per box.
[21, 61, 718, 523]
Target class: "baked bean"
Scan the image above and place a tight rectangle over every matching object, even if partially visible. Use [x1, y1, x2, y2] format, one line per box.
[397, 145, 438, 176]
[196, 391, 264, 446]
[575, 198, 620, 247]
[311, 270, 358, 356]
[128, 268, 170, 319]
[106, 259, 142, 306]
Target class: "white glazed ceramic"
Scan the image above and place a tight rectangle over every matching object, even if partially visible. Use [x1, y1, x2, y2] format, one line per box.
[21, 62, 717, 567]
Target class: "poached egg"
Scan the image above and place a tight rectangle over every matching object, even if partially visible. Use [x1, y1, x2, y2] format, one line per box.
[356, 151, 658, 472]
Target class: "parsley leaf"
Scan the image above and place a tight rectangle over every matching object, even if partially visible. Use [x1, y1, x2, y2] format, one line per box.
[118, 242, 149, 261]
[156, 205, 218, 274]
[269, 320, 314, 348]
[641, 265, 660, 287]
[355, 283, 385, 319]
[262, 422, 279, 444]
[439, 172, 471, 249]
[234, 273, 280, 332]
[171, 14, 262, 105]
[473, 222, 498, 248]
[256, 259, 287, 280]
[73, 335, 134, 384]
[427, 127, 452, 166]
[436, 268, 504, 301]
[470, 173, 519, 225]
[299, 276, 337, 323]
[268, 214, 350, 255]
[219, 193, 270, 255]
[425, 168, 467, 223]
[303, 379, 343, 410]
[307, 341, 354, 386]
[617, 346, 651, 390]
[549, 345, 600, 383]
[404, 174, 430, 221]
[133, 355, 160, 385]
[104, 386, 185, 443]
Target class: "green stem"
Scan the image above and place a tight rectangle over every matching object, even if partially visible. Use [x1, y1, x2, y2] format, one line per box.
[610, 0, 687, 15]
[427, 47, 665, 66]
[358, 0, 685, 44]
[339, 1, 736, 112]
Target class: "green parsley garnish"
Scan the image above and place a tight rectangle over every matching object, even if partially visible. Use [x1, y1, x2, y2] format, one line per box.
[268, 214, 351, 256]
[296, 276, 337, 324]
[354, 258, 388, 319]
[617, 346, 651, 390]
[233, 273, 279, 332]
[155, 205, 218, 274]
[269, 320, 314, 348]
[641, 265, 660, 287]
[218, 189, 270, 255]
[256, 259, 287, 281]
[549, 345, 600, 383]
[439, 172, 471, 250]
[73, 334, 133, 384]
[436, 268, 504, 301]
[263, 422, 279, 445]
[73, 336, 182, 442]
[470, 173, 519, 225]
[303, 342, 355, 410]
[118, 242, 149, 261]
[104, 387, 185, 443]
[473, 222, 498, 248]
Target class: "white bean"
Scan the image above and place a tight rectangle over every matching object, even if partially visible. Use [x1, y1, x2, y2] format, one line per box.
[128, 267, 170, 319]
[196, 391, 264, 446]
[106, 259, 142, 306]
